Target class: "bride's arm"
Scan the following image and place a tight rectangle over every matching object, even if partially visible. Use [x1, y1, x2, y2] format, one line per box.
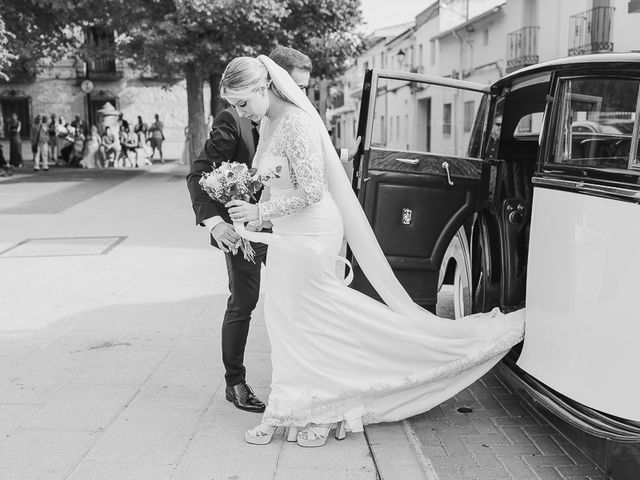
[258, 113, 324, 221]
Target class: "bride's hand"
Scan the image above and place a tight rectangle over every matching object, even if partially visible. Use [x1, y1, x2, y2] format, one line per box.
[226, 199, 259, 222]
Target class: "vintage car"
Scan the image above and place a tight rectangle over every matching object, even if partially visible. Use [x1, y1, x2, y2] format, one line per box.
[350, 53, 640, 478]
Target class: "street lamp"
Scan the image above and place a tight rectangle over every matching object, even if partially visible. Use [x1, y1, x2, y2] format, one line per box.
[397, 48, 406, 68]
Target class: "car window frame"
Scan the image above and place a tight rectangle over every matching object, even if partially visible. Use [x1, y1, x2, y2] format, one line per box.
[362, 69, 492, 158]
[545, 73, 640, 176]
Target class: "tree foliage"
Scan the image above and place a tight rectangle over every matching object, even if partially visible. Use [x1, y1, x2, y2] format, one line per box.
[3, 0, 364, 159]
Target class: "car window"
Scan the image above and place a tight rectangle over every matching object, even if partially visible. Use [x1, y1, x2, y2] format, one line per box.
[514, 112, 544, 137]
[370, 77, 487, 159]
[551, 77, 639, 170]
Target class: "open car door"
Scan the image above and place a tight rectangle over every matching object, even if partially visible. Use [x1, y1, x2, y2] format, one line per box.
[350, 69, 494, 311]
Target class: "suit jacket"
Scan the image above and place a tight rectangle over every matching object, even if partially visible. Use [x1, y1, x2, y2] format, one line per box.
[186, 107, 258, 245]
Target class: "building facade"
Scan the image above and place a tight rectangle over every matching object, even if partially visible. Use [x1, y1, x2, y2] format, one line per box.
[0, 30, 211, 160]
[331, 0, 639, 153]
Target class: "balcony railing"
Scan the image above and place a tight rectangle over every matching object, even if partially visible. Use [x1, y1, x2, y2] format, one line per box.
[76, 55, 123, 81]
[568, 6, 615, 56]
[506, 26, 539, 73]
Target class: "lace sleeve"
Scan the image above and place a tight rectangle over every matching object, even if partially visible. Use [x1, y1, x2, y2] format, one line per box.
[258, 112, 325, 221]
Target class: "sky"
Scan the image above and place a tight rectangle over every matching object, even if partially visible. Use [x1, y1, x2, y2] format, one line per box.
[359, 0, 430, 33]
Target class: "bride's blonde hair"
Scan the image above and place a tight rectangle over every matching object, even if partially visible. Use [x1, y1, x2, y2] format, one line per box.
[220, 56, 290, 104]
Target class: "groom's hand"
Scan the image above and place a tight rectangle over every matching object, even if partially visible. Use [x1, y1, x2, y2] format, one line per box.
[211, 222, 240, 253]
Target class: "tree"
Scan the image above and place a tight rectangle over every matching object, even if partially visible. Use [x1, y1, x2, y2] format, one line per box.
[0, 0, 80, 79]
[0, 17, 15, 80]
[13, 0, 364, 161]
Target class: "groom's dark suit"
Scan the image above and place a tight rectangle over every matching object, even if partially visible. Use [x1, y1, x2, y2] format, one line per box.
[186, 107, 267, 412]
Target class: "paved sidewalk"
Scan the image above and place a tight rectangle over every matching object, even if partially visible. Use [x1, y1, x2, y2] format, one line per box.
[0, 164, 601, 480]
[0, 164, 376, 480]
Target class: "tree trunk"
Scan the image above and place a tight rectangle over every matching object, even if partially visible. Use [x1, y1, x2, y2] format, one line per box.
[209, 71, 224, 116]
[185, 63, 206, 165]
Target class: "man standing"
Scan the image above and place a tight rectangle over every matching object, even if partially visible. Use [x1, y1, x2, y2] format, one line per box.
[186, 106, 266, 413]
[148, 114, 165, 163]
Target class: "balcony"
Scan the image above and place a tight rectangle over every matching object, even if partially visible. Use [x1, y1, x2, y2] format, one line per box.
[568, 7, 615, 56]
[76, 55, 123, 81]
[506, 26, 539, 73]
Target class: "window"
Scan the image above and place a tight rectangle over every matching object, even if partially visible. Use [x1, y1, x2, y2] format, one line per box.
[463, 101, 475, 132]
[483, 29, 489, 46]
[381, 52, 385, 69]
[419, 44, 423, 66]
[443, 103, 452, 136]
[370, 77, 485, 156]
[552, 77, 639, 170]
[430, 41, 436, 65]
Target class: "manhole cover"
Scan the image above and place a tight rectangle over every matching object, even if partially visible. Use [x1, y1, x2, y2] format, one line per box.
[0, 236, 126, 258]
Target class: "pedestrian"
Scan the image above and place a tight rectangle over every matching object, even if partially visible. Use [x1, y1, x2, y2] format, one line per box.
[0, 143, 11, 176]
[34, 115, 49, 171]
[55, 117, 68, 166]
[7, 113, 23, 168]
[147, 113, 164, 162]
[221, 55, 524, 447]
[80, 125, 101, 169]
[48, 114, 58, 165]
[180, 125, 190, 165]
[100, 126, 118, 167]
[122, 123, 139, 168]
[67, 126, 85, 168]
[133, 115, 147, 135]
[136, 126, 150, 166]
[30, 114, 41, 166]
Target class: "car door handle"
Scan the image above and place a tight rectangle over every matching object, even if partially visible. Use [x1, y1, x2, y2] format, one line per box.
[396, 158, 419, 165]
[442, 161, 454, 186]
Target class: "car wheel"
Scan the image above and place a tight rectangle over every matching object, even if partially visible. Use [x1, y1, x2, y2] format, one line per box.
[437, 226, 472, 319]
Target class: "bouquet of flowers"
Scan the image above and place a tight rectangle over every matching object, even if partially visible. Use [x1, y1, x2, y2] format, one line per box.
[200, 161, 263, 262]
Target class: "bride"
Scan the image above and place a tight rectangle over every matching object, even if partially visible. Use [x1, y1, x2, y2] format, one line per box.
[222, 56, 525, 447]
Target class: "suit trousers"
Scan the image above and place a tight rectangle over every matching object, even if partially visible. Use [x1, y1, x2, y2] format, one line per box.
[222, 241, 268, 386]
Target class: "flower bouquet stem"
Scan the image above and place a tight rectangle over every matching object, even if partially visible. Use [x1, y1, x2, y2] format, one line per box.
[232, 222, 256, 263]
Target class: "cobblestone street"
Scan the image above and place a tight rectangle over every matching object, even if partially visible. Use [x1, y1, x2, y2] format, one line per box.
[0, 165, 604, 480]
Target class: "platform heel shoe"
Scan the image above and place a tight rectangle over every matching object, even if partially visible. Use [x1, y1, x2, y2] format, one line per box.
[245, 424, 277, 445]
[296, 421, 346, 447]
[285, 427, 299, 442]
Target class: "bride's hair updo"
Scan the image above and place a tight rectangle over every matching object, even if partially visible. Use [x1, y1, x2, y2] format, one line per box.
[220, 56, 290, 104]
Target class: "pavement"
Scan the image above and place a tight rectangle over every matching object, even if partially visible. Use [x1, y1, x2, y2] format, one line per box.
[0, 162, 602, 480]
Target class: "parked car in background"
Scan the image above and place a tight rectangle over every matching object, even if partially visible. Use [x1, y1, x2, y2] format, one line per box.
[350, 53, 640, 479]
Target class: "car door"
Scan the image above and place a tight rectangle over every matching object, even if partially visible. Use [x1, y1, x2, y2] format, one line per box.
[350, 69, 494, 310]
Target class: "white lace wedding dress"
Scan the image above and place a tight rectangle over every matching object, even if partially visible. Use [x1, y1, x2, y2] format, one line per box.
[241, 107, 525, 432]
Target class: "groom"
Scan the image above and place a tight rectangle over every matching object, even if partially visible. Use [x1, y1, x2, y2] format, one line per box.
[186, 105, 267, 413]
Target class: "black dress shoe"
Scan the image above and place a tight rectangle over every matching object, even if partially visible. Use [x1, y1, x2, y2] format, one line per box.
[225, 382, 266, 413]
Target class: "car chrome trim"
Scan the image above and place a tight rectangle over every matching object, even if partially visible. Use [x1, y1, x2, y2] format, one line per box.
[396, 158, 419, 165]
[532, 176, 640, 201]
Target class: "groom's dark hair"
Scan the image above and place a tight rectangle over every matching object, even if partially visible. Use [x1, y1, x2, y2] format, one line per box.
[269, 46, 312, 74]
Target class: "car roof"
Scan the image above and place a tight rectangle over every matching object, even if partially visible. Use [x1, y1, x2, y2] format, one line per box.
[495, 52, 640, 88]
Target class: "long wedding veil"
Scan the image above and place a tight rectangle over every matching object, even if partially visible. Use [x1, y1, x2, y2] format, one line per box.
[239, 55, 434, 321]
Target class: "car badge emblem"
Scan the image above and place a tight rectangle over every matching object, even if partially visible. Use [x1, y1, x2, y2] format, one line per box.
[402, 208, 412, 225]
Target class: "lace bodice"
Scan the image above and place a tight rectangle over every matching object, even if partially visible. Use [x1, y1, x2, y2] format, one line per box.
[255, 110, 327, 221]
